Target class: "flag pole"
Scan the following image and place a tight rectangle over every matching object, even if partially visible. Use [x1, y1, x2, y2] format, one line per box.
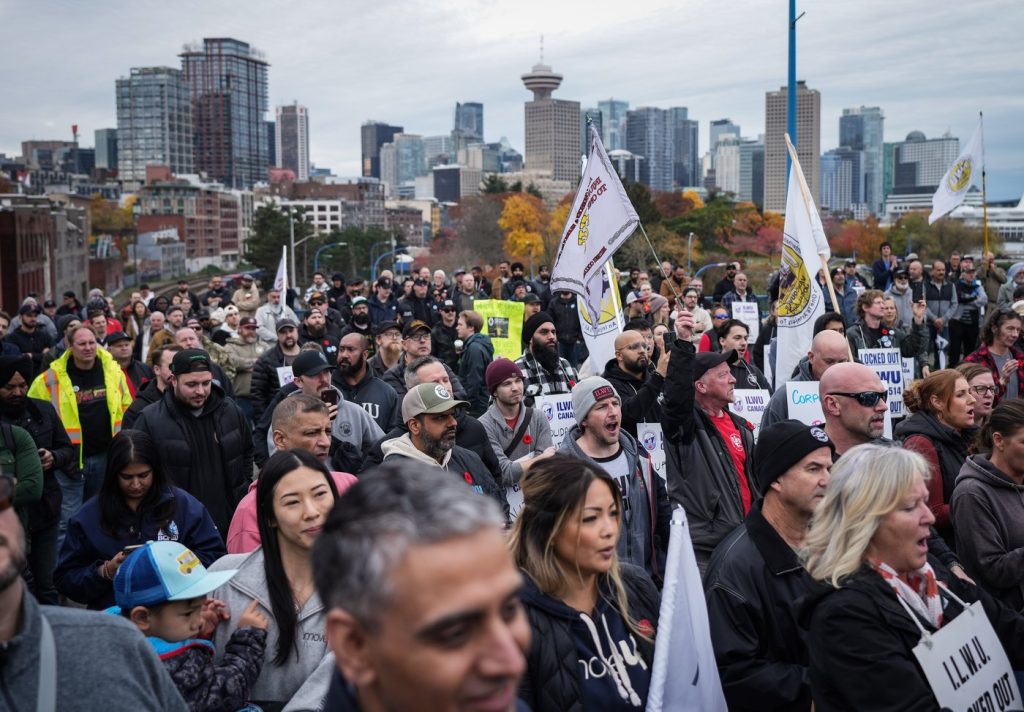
[636, 223, 681, 303]
[980, 111, 989, 258]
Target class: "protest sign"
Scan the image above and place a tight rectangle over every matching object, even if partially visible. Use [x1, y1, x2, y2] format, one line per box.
[731, 302, 760, 342]
[276, 365, 294, 387]
[474, 299, 524, 360]
[859, 348, 906, 418]
[729, 389, 770, 437]
[786, 381, 825, 426]
[638, 422, 666, 481]
[535, 393, 575, 448]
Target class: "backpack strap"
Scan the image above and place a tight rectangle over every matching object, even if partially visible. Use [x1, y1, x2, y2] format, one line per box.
[502, 407, 534, 459]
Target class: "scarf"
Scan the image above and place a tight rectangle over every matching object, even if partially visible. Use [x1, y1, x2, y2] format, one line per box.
[869, 558, 943, 629]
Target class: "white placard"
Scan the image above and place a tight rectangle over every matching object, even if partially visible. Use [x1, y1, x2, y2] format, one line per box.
[786, 381, 825, 426]
[534, 393, 575, 449]
[859, 348, 905, 418]
[731, 301, 760, 342]
[911, 602, 1022, 711]
[903, 357, 916, 386]
[276, 365, 294, 387]
[506, 484, 524, 521]
[729, 389, 770, 438]
[638, 422, 666, 481]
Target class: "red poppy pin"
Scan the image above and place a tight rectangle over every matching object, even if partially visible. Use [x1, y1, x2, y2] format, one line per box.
[463, 471, 473, 484]
[637, 618, 655, 638]
[522, 434, 533, 445]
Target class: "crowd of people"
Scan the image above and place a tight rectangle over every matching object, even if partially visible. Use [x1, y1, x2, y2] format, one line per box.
[3, 248, 1024, 711]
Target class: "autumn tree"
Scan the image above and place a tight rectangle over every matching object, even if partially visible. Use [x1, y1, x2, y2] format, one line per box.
[498, 193, 547, 262]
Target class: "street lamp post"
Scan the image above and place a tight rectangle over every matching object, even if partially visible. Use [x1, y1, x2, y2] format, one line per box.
[687, 232, 695, 274]
[313, 242, 347, 274]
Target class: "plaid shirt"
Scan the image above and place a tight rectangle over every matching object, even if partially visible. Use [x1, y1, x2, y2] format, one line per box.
[515, 351, 580, 396]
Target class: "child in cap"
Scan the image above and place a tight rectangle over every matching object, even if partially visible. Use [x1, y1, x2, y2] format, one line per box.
[114, 541, 269, 712]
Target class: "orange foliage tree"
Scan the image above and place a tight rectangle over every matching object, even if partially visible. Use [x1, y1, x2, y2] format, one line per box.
[498, 193, 548, 262]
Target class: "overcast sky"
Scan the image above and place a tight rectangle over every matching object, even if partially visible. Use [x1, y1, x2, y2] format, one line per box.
[4, 0, 1023, 199]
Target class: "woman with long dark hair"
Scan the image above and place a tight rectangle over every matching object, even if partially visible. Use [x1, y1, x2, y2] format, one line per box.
[207, 449, 339, 711]
[964, 307, 1024, 404]
[54, 429, 225, 609]
[511, 454, 660, 711]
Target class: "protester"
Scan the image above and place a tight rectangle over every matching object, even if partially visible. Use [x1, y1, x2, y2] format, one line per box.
[601, 329, 667, 437]
[896, 370, 976, 546]
[123, 344, 182, 429]
[558, 377, 670, 578]
[761, 330, 850, 429]
[367, 277, 399, 326]
[251, 318, 302, 420]
[516, 312, 580, 396]
[705, 420, 833, 711]
[721, 272, 756, 316]
[511, 454, 660, 710]
[333, 331, 400, 431]
[54, 430, 224, 610]
[105, 330, 153, 397]
[951, 399, 1024, 609]
[254, 288, 298, 344]
[479, 358, 555, 490]
[132, 349, 253, 535]
[801, 444, 1024, 710]
[221, 316, 266, 422]
[548, 291, 585, 368]
[717, 319, 770, 390]
[956, 361, 997, 439]
[823, 267, 857, 325]
[382, 319, 463, 400]
[9, 302, 54, 372]
[697, 305, 731, 352]
[207, 449, 340, 710]
[368, 319, 402, 377]
[949, 262, 987, 364]
[964, 307, 1024, 403]
[871, 241, 899, 290]
[456, 310, 494, 416]
[712, 262, 739, 303]
[845, 289, 928, 361]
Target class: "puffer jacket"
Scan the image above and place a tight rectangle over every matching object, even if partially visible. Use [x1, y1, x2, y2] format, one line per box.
[517, 564, 660, 712]
[250, 344, 294, 419]
[122, 377, 164, 429]
[662, 337, 759, 569]
[951, 455, 1024, 610]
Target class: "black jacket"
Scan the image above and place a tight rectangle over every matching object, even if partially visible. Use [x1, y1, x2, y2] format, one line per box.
[548, 297, 582, 344]
[380, 355, 466, 402]
[122, 378, 164, 430]
[662, 337, 759, 568]
[431, 322, 459, 370]
[397, 295, 436, 326]
[704, 503, 818, 712]
[601, 359, 664, 438]
[518, 564, 660, 712]
[133, 386, 253, 535]
[332, 368, 400, 432]
[801, 556, 1024, 712]
[0, 398, 76, 530]
[250, 345, 293, 420]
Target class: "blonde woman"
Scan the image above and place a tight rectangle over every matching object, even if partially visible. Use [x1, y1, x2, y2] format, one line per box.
[510, 454, 659, 711]
[801, 444, 1024, 711]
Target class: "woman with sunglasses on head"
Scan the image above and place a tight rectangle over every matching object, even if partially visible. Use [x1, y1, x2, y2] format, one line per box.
[717, 319, 770, 390]
[964, 307, 1024, 404]
[512, 454, 659, 711]
[894, 370, 976, 546]
[697, 303, 730, 352]
[952, 399, 1024, 610]
[54, 430, 225, 609]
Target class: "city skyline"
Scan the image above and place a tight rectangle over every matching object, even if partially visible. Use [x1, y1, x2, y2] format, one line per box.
[3, 0, 1022, 199]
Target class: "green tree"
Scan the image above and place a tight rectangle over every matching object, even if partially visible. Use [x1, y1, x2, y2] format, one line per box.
[481, 174, 509, 194]
[245, 204, 315, 278]
[664, 193, 738, 255]
[624, 181, 661, 226]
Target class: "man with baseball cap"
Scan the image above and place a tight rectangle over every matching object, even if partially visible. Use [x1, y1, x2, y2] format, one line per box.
[251, 317, 302, 420]
[368, 277, 399, 327]
[558, 377, 670, 578]
[382, 320, 464, 400]
[340, 295, 373, 343]
[704, 420, 834, 711]
[397, 276, 436, 326]
[105, 329, 153, 397]
[221, 316, 267, 422]
[133, 349, 253, 534]
[382, 382, 506, 517]
[663, 310, 758, 571]
[368, 320, 402, 378]
[479, 358, 554, 491]
[430, 298, 459, 370]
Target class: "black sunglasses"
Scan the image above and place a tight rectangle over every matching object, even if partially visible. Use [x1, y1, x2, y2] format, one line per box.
[0, 474, 15, 512]
[828, 391, 887, 407]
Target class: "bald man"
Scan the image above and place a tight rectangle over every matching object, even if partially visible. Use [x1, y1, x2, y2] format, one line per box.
[603, 329, 670, 437]
[761, 330, 850, 429]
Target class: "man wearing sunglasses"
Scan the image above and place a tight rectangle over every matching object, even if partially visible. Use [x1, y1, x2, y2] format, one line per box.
[0, 474, 188, 711]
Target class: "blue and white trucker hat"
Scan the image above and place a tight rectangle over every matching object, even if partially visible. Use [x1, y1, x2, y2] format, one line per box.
[114, 541, 237, 609]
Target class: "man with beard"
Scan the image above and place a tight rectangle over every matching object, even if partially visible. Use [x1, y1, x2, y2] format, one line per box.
[334, 331, 400, 431]
[341, 296, 373, 347]
[382, 320, 464, 400]
[255, 288, 298, 344]
[123, 344, 182, 429]
[430, 299, 459, 370]
[0, 479, 189, 711]
[602, 329, 669, 437]
[251, 318, 302, 420]
[660, 264, 689, 306]
[558, 377, 670, 578]
[201, 275, 232, 309]
[172, 327, 235, 399]
[222, 317, 267, 422]
[9, 303, 53, 372]
[381, 382, 506, 517]
[713, 262, 740, 304]
[307, 291, 345, 335]
[368, 320, 402, 378]
[0, 354, 76, 605]
[133, 349, 253, 534]
[300, 307, 340, 361]
[398, 277, 437, 326]
[705, 421, 834, 712]
[104, 330, 153, 397]
[515, 312, 580, 396]
[479, 358, 554, 491]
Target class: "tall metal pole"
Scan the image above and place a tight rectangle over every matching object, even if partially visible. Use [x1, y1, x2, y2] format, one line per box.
[980, 111, 989, 258]
[288, 208, 297, 294]
[787, 0, 798, 181]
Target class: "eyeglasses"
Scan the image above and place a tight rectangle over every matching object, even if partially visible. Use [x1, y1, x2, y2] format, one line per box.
[0, 474, 15, 512]
[620, 342, 647, 352]
[827, 391, 888, 407]
[406, 334, 431, 343]
[713, 313, 729, 319]
[970, 385, 998, 396]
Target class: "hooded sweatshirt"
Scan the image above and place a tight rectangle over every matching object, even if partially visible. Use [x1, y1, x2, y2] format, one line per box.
[207, 548, 335, 711]
[951, 454, 1024, 610]
[895, 411, 970, 537]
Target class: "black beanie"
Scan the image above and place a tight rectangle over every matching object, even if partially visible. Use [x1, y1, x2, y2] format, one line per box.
[0, 354, 33, 388]
[522, 311, 554, 346]
[754, 420, 834, 496]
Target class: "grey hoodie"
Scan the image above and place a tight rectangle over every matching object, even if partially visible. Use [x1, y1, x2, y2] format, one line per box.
[558, 425, 669, 577]
[951, 455, 1024, 611]
[479, 401, 554, 486]
[208, 548, 334, 711]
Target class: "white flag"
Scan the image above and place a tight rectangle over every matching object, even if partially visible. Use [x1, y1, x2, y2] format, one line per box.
[578, 261, 625, 372]
[274, 245, 288, 293]
[646, 507, 727, 712]
[550, 125, 639, 323]
[775, 135, 830, 388]
[930, 117, 983, 224]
